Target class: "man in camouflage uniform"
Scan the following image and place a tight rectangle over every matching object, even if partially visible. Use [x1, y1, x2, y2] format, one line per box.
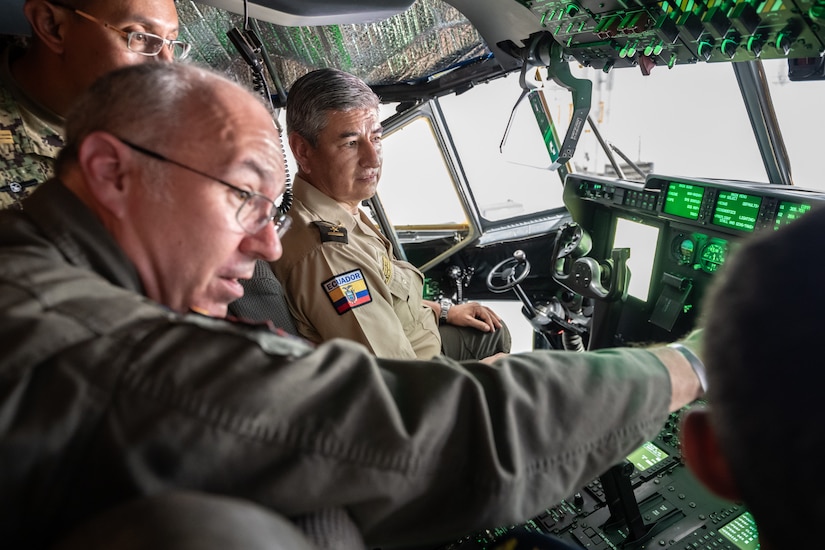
[0, 0, 186, 210]
[0, 36, 63, 209]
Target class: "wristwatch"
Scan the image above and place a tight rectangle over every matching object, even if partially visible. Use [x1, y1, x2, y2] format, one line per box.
[439, 298, 452, 325]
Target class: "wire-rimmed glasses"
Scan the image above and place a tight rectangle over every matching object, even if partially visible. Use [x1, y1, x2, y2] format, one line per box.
[48, 0, 191, 60]
[118, 138, 291, 237]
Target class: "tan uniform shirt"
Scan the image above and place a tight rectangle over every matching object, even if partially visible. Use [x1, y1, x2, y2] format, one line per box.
[274, 176, 441, 359]
[0, 43, 65, 210]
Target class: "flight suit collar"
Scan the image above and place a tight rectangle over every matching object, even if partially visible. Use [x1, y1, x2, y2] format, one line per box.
[21, 178, 145, 294]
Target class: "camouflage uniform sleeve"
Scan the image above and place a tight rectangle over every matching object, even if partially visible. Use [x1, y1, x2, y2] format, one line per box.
[0, 85, 64, 210]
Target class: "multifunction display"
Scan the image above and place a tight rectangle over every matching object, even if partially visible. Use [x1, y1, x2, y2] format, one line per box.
[712, 191, 762, 232]
[774, 200, 812, 230]
[663, 182, 705, 220]
[569, 175, 825, 237]
[718, 512, 760, 550]
[626, 442, 669, 472]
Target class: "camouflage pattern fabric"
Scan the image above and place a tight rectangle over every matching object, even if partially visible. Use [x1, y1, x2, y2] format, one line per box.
[0, 83, 64, 210]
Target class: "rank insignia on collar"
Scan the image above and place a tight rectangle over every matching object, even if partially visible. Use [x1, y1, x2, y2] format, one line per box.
[312, 221, 348, 243]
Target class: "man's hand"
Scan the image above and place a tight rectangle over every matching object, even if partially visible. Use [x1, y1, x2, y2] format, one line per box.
[481, 352, 509, 364]
[446, 302, 503, 333]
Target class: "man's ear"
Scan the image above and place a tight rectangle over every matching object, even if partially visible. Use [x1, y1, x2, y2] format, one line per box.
[24, 0, 72, 54]
[288, 132, 312, 174]
[76, 132, 133, 218]
[680, 408, 742, 502]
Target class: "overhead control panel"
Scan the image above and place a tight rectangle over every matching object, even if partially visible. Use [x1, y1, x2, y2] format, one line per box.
[513, 0, 825, 71]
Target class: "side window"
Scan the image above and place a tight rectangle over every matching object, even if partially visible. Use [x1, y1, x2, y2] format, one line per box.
[379, 115, 466, 226]
[375, 103, 479, 271]
[438, 74, 567, 223]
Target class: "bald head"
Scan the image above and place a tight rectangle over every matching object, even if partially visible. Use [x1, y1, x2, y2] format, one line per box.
[58, 62, 276, 174]
[58, 62, 287, 317]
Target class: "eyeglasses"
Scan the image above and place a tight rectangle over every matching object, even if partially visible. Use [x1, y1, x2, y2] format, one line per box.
[48, 1, 191, 60]
[118, 138, 291, 237]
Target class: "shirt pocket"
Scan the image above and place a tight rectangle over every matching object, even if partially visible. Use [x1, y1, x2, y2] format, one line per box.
[390, 263, 438, 328]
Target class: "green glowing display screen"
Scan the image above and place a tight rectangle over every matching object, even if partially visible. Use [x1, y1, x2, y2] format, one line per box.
[712, 192, 762, 232]
[719, 512, 760, 549]
[626, 442, 669, 472]
[774, 201, 812, 230]
[663, 182, 705, 220]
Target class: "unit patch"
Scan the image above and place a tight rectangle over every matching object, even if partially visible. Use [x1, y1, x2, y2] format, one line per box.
[323, 269, 372, 314]
[312, 221, 348, 243]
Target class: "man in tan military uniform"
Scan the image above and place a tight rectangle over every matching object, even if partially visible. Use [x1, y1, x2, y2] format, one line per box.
[279, 175, 445, 359]
[275, 68, 511, 360]
[0, 0, 186, 210]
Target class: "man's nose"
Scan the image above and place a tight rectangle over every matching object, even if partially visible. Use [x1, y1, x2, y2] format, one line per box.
[155, 45, 175, 63]
[241, 221, 282, 262]
[361, 142, 381, 167]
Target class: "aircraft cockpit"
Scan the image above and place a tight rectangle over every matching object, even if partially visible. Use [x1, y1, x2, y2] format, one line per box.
[4, 0, 822, 546]
[177, 2, 817, 547]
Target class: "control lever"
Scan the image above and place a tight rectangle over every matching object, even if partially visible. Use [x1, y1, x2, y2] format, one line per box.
[600, 462, 651, 543]
[552, 222, 630, 301]
[446, 265, 474, 304]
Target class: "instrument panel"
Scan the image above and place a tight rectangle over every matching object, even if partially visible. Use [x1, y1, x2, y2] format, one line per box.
[563, 173, 825, 345]
[439, 173, 821, 549]
[440, 406, 759, 550]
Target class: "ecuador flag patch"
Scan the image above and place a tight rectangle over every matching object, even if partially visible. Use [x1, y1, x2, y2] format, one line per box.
[323, 269, 372, 314]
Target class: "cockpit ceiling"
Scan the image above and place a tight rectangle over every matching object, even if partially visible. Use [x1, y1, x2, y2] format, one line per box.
[178, 0, 492, 98]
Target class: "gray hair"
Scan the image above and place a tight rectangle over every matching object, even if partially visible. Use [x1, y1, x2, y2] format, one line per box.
[285, 68, 379, 146]
[56, 62, 245, 174]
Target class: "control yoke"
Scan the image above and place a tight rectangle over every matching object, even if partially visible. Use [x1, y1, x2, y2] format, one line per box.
[551, 222, 630, 301]
[486, 250, 588, 337]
